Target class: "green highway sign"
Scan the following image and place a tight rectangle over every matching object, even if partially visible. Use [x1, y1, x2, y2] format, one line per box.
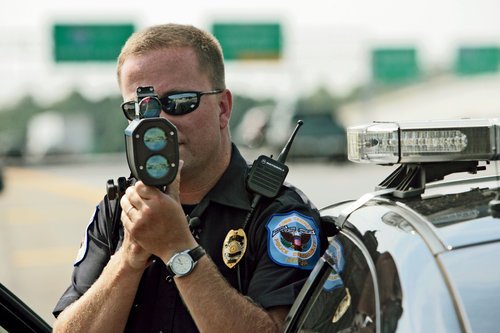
[53, 23, 135, 62]
[211, 22, 282, 60]
[372, 48, 420, 84]
[455, 46, 500, 75]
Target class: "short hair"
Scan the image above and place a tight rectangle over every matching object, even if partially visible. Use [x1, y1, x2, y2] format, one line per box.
[117, 23, 225, 89]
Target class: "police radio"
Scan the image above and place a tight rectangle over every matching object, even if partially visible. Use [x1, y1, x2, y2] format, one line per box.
[247, 120, 303, 198]
[243, 119, 303, 226]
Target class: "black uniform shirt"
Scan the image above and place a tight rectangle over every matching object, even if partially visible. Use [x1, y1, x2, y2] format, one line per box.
[53, 145, 326, 332]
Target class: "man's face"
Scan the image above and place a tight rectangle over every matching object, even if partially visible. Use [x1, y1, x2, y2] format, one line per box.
[119, 47, 230, 177]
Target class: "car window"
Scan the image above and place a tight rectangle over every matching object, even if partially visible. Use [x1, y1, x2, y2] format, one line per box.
[296, 232, 379, 332]
[0, 283, 51, 333]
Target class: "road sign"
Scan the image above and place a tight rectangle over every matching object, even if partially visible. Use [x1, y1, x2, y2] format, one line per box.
[53, 23, 135, 62]
[455, 46, 500, 75]
[211, 23, 282, 60]
[372, 48, 420, 84]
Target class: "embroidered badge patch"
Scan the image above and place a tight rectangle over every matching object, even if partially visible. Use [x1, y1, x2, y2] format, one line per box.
[266, 210, 320, 270]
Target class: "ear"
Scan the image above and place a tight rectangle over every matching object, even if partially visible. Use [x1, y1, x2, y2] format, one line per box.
[218, 89, 233, 130]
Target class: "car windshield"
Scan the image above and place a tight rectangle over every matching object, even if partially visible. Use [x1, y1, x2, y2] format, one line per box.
[404, 187, 496, 227]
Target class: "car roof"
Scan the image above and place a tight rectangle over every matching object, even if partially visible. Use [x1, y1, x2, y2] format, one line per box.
[322, 174, 500, 250]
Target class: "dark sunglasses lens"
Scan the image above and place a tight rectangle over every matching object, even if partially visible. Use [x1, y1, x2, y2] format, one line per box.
[139, 97, 162, 118]
[121, 102, 136, 120]
[164, 92, 199, 115]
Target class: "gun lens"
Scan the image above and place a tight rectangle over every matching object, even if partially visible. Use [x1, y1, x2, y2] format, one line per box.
[143, 127, 168, 151]
[146, 155, 170, 179]
[139, 97, 162, 119]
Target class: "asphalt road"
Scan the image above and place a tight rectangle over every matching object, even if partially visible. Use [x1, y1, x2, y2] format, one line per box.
[0, 150, 391, 325]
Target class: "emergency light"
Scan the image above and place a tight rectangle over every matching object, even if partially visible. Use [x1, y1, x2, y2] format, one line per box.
[347, 118, 500, 164]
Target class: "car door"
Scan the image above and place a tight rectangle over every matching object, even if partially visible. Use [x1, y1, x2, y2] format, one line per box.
[0, 283, 51, 333]
[283, 224, 382, 333]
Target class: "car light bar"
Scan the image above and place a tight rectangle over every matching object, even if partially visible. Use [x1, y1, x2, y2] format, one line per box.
[348, 119, 500, 164]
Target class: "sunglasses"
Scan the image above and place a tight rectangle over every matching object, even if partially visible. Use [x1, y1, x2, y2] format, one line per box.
[121, 89, 224, 121]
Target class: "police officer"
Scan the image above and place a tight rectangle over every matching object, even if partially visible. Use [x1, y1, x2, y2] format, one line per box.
[53, 23, 325, 333]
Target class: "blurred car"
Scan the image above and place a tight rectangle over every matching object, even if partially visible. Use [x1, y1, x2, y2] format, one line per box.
[266, 101, 347, 161]
[288, 112, 346, 160]
[283, 118, 500, 332]
[0, 283, 51, 332]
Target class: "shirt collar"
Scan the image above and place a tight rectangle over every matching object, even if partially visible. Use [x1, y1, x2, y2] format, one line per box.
[203, 144, 252, 211]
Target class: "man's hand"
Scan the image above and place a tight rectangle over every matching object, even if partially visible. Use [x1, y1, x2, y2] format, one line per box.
[117, 228, 152, 271]
[120, 161, 197, 263]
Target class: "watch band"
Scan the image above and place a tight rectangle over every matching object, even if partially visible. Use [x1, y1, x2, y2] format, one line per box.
[188, 245, 206, 262]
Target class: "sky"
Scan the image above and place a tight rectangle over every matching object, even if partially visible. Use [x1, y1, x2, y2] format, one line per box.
[1, 0, 500, 106]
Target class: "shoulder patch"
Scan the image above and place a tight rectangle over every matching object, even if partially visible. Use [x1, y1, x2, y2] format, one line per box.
[74, 206, 99, 266]
[266, 210, 320, 270]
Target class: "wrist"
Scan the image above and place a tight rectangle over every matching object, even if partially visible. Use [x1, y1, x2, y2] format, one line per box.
[160, 237, 199, 264]
[165, 245, 206, 278]
[112, 247, 149, 274]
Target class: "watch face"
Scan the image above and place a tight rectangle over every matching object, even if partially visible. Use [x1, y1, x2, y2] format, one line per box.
[171, 253, 193, 275]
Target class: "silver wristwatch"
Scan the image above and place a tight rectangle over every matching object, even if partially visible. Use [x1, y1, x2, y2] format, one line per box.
[166, 245, 206, 277]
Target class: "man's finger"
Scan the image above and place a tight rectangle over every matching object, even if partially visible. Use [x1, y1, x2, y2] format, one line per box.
[120, 194, 135, 216]
[165, 159, 183, 202]
[134, 180, 162, 200]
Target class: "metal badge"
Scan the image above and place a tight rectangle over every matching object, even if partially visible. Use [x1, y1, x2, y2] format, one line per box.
[222, 228, 247, 269]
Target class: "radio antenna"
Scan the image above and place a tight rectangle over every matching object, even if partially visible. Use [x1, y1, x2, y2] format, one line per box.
[277, 120, 303, 163]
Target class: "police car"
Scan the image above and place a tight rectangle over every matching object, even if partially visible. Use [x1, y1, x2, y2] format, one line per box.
[283, 119, 500, 333]
[0, 283, 51, 332]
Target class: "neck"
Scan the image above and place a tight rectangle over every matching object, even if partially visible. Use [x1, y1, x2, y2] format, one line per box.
[179, 143, 232, 205]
